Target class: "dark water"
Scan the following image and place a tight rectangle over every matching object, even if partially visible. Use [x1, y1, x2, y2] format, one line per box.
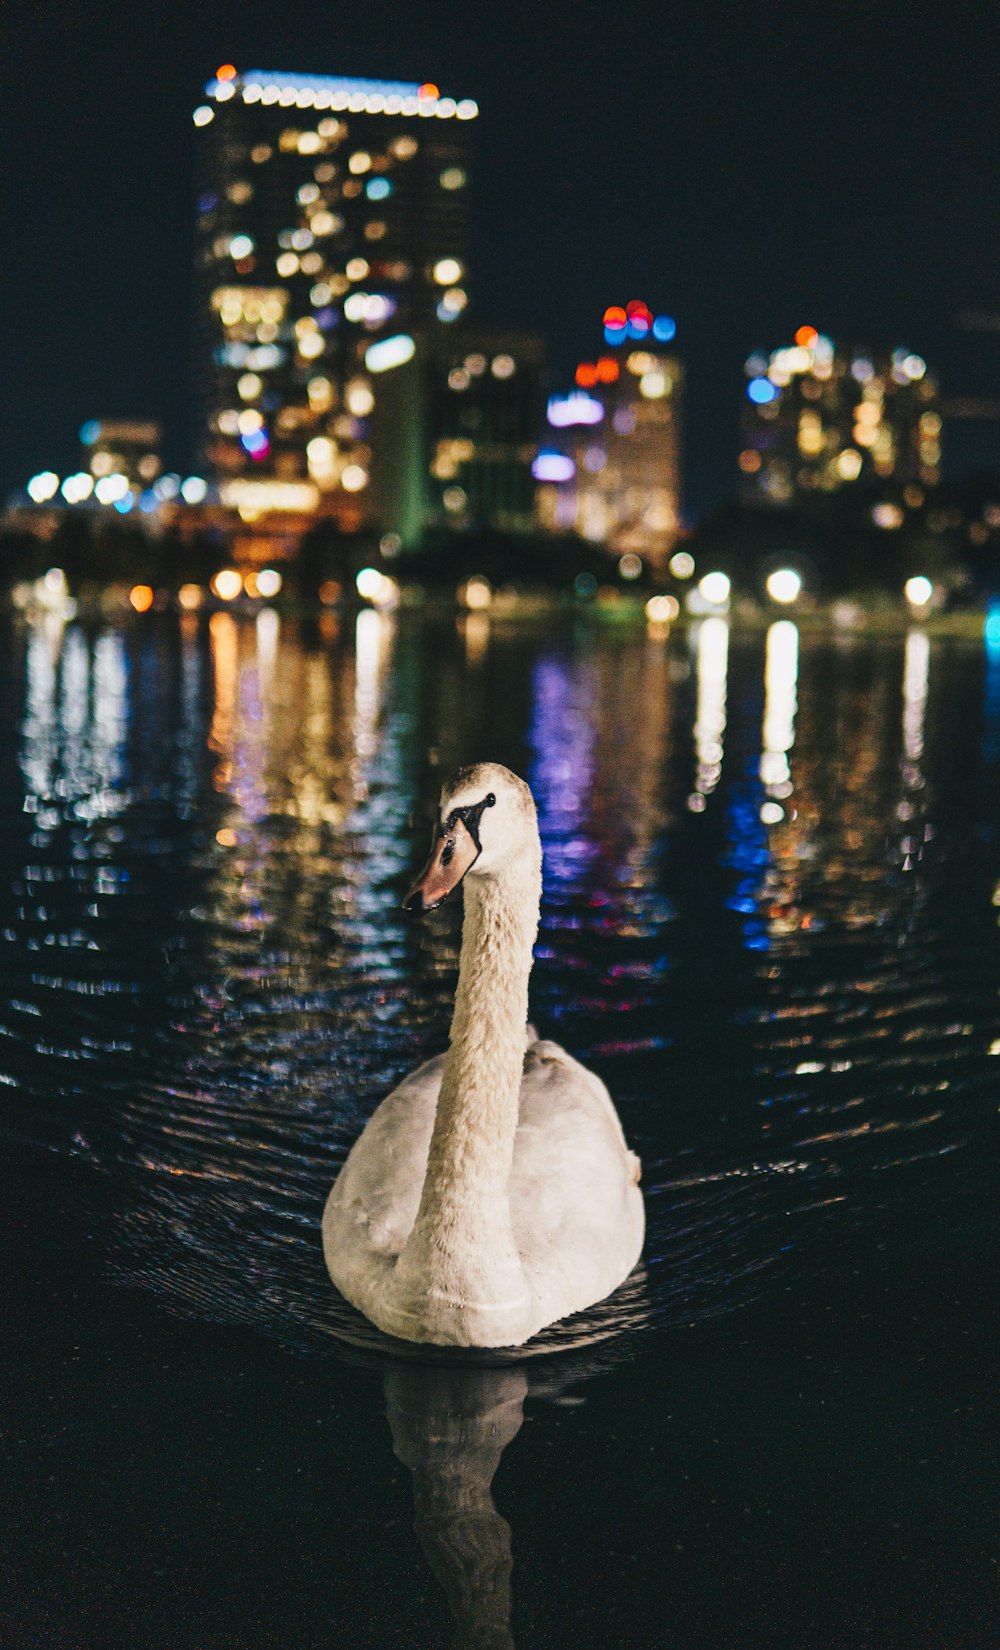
[1, 607, 995, 1649]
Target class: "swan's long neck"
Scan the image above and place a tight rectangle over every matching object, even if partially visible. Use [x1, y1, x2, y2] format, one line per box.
[399, 851, 540, 1306]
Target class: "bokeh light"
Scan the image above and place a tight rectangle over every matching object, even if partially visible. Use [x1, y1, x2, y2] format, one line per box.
[698, 571, 731, 605]
[212, 569, 243, 601]
[766, 568, 802, 604]
[645, 594, 680, 623]
[904, 576, 934, 607]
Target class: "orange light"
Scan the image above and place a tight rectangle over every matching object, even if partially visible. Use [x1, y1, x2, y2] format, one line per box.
[129, 584, 154, 613]
[794, 325, 818, 348]
[418, 82, 439, 99]
[242, 571, 259, 598]
[603, 306, 627, 327]
[595, 357, 619, 383]
[215, 828, 237, 847]
[177, 583, 203, 611]
[216, 64, 237, 81]
[575, 362, 598, 388]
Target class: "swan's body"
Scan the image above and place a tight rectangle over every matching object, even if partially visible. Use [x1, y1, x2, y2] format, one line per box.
[323, 763, 644, 1347]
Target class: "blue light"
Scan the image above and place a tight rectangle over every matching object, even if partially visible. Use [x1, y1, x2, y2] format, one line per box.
[79, 420, 100, 446]
[139, 490, 158, 514]
[627, 318, 650, 339]
[652, 315, 676, 342]
[604, 325, 627, 347]
[986, 605, 1000, 654]
[241, 428, 269, 455]
[748, 377, 778, 404]
[113, 493, 134, 514]
[366, 177, 392, 200]
[239, 69, 424, 99]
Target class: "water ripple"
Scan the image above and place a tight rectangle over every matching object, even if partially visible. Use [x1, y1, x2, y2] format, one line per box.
[0, 614, 993, 1365]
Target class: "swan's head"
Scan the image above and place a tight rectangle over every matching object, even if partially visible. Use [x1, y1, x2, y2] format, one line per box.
[403, 763, 539, 913]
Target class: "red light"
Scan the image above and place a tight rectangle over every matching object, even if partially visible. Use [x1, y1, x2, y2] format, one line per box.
[595, 357, 619, 383]
[794, 325, 818, 348]
[603, 306, 627, 327]
[625, 299, 650, 318]
[575, 362, 598, 388]
[418, 82, 440, 99]
[216, 63, 237, 81]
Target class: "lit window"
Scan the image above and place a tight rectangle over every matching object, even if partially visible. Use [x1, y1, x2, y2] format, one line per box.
[346, 380, 375, 416]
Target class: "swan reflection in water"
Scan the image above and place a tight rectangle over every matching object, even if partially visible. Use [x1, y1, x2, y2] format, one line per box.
[384, 1362, 526, 1650]
[380, 1329, 638, 1650]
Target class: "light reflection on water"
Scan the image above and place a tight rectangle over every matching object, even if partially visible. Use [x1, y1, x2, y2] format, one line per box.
[1, 611, 996, 1366]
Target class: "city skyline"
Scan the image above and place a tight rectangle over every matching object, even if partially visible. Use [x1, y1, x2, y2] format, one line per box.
[1, 0, 998, 518]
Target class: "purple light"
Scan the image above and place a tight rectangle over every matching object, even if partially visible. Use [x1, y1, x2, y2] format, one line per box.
[241, 428, 271, 459]
[547, 392, 604, 428]
[532, 451, 576, 482]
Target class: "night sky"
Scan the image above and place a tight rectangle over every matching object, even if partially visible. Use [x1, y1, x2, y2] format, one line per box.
[2, 0, 998, 518]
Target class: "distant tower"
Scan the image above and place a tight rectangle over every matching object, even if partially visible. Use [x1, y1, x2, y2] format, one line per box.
[740, 327, 940, 520]
[191, 66, 477, 526]
[535, 301, 684, 568]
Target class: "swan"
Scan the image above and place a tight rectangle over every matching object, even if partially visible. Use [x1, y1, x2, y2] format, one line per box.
[322, 762, 644, 1347]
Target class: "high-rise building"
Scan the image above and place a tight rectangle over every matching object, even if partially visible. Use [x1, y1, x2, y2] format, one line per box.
[192, 66, 478, 526]
[79, 420, 162, 492]
[535, 303, 684, 567]
[740, 328, 941, 517]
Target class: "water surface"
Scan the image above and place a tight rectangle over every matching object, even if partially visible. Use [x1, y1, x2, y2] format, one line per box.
[1, 608, 994, 1648]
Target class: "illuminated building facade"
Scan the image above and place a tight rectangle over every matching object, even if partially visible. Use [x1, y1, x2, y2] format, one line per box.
[192, 66, 477, 524]
[740, 327, 941, 520]
[367, 327, 544, 546]
[535, 303, 683, 566]
[80, 420, 162, 489]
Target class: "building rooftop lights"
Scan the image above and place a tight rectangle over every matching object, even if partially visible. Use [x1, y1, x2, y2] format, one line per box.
[205, 69, 478, 119]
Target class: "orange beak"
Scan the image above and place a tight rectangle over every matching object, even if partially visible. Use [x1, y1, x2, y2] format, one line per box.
[403, 816, 481, 913]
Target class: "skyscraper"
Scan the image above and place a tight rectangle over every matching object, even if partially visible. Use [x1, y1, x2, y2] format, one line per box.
[535, 303, 684, 568]
[192, 66, 478, 527]
[740, 328, 940, 516]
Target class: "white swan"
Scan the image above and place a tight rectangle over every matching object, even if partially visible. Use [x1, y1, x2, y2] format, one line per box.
[322, 762, 644, 1347]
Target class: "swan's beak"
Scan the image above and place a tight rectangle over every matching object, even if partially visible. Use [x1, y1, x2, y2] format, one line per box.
[403, 816, 480, 913]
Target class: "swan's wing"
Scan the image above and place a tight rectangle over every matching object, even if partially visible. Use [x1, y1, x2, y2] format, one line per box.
[510, 1040, 644, 1317]
[326, 1053, 445, 1263]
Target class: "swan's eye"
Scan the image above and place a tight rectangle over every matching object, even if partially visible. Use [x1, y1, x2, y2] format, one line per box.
[441, 838, 455, 867]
